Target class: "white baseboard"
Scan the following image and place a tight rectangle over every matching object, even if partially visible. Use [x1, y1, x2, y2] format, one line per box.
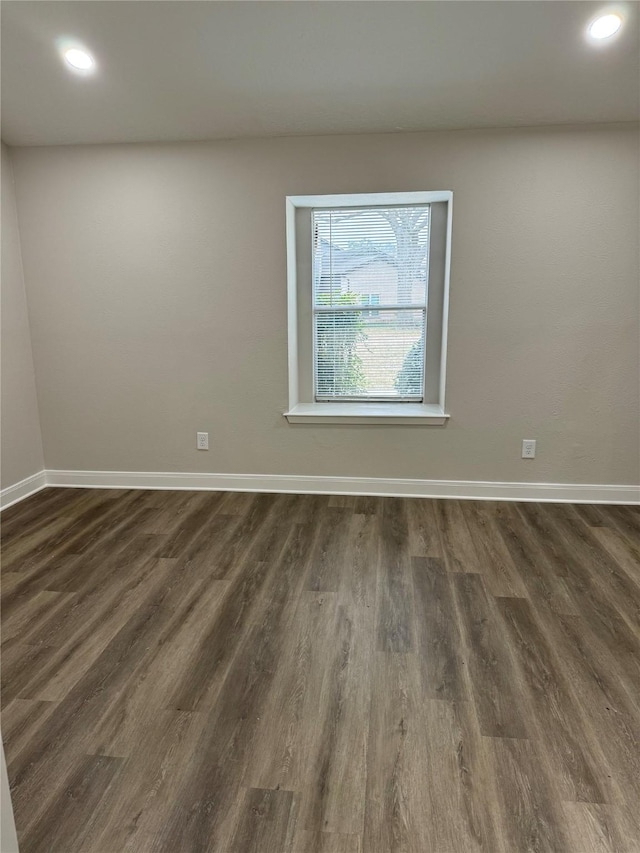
[2, 469, 637, 509]
[43, 469, 640, 505]
[0, 470, 47, 510]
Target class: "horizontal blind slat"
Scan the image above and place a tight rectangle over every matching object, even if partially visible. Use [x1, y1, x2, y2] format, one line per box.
[313, 302, 426, 313]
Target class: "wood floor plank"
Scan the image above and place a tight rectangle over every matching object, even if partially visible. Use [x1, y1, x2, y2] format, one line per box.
[62, 496, 155, 559]
[493, 500, 581, 615]
[289, 828, 363, 852]
[339, 512, 378, 608]
[297, 602, 373, 835]
[88, 575, 230, 756]
[305, 507, 352, 593]
[1, 513, 77, 574]
[517, 504, 640, 697]
[0, 698, 57, 763]
[363, 653, 435, 853]
[514, 502, 573, 577]
[352, 495, 380, 516]
[452, 572, 529, 739]
[462, 501, 527, 597]
[405, 498, 443, 558]
[166, 535, 292, 713]
[570, 503, 610, 529]
[496, 596, 607, 803]
[411, 556, 467, 701]
[1, 589, 74, 644]
[1, 494, 153, 610]
[561, 802, 639, 853]
[492, 511, 640, 800]
[243, 591, 339, 791]
[376, 498, 414, 652]
[489, 736, 572, 852]
[81, 709, 210, 853]
[6, 555, 220, 834]
[1, 494, 114, 575]
[592, 526, 640, 590]
[138, 488, 218, 535]
[434, 499, 481, 574]
[156, 495, 230, 561]
[1, 487, 115, 548]
[12, 534, 168, 650]
[364, 654, 502, 853]
[16, 558, 178, 704]
[154, 520, 317, 852]
[602, 504, 640, 548]
[205, 491, 286, 579]
[0, 487, 84, 539]
[228, 787, 295, 853]
[539, 504, 640, 635]
[328, 495, 356, 508]
[2, 489, 639, 852]
[0, 571, 24, 595]
[287, 493, 332, 526]
[18, 754, 123, 853]
[420, 696, 504, 852]
[1, 641, 57, 709]
[550, 613, 640, 810]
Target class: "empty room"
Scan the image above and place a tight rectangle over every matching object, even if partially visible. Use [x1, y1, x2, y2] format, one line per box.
[1, 1, 639, 851]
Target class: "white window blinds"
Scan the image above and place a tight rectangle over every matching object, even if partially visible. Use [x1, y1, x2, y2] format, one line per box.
[312, 205, 430, 401]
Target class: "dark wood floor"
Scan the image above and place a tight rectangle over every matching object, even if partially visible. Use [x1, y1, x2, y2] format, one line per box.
[1, 488, 639, 852]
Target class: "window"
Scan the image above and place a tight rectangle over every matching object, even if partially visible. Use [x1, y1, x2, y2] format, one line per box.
[285, 192, 452, 424]
[313, 206, 429, 402]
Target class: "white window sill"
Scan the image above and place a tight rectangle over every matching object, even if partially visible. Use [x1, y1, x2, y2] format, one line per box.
[284, 403, 449, 425]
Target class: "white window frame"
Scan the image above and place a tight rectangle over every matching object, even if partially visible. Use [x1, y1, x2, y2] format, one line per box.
[284, 191, 453, 424]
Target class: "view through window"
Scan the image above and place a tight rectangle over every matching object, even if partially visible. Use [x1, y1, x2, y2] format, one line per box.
[312, 206, 430, 401]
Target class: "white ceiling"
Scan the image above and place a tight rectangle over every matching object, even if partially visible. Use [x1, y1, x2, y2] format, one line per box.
[1, 1, 638, 147]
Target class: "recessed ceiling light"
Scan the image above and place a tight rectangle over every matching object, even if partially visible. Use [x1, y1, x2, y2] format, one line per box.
[588, 13, 623, 40]
[63, 47, 95, 71]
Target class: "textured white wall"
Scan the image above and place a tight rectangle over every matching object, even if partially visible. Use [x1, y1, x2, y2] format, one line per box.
[10, 124, 640, 485]
[0, 740, 19, 853]
[1, 143, 44, 491]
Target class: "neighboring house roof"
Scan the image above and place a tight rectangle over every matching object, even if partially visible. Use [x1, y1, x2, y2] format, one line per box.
[316, 239, 393, 277]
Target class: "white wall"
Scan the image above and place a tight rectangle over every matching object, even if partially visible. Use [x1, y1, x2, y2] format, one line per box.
[10, 124, 640, 486]
[1, 143, 44, 492]
[0, 740, 19, 853]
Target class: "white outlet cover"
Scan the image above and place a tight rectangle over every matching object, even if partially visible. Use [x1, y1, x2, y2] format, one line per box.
[522, 439, 536, 459]
[197, 432, 209, 450]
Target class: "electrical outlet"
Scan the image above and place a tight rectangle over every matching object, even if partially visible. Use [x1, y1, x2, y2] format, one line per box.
[522, 439, 536, 459]
[197, 432, 209, 450]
